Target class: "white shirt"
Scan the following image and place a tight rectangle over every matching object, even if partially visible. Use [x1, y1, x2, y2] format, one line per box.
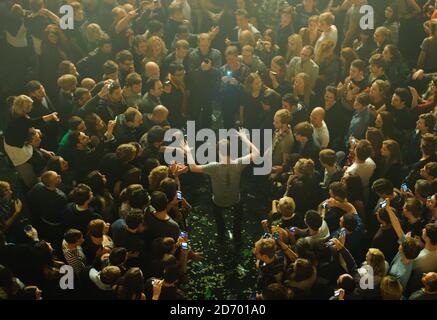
[345, 158, 376, 188]
[312, 121, 330, 149]
[413, 248, 437, 273]
[314, 25, 338, 55]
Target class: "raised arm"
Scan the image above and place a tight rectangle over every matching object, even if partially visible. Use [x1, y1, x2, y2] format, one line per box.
[386, 200, 405, 240]
[237, 128, 260, 163]
[182, 140, 204, 173]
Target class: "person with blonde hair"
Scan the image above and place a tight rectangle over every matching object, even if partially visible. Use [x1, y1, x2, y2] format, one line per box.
[314, 12, 337, 56]
[293, 72, 314, 109]
[148, 165, 169, 192]
[285, 34, 303, 63]
[143, 36, 168, 66]
[4, 95, 59, 187]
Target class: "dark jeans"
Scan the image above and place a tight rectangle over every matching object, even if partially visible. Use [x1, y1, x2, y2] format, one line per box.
[212, 201, 243, 242]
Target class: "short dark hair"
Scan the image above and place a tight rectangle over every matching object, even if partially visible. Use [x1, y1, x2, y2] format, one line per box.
[144, 78, 160, 92]
[147, 126, 166, 144]
[421, 133, 437, 156]
[394, 88, 411, 105]
[68, 116, 84, 131]
[355, 140, 373, 161]
[282, 93, 299, 106]
[343, 213, 358, 232]
[372, 178, 394, 196]
[319, 149, 337, 166]
[235, 8, 249, 18]
[74, 87, 89, 101]
[329, 182, 347, 199]
[292, 258, 315, 282]
[26, 80, 42, 94]
[151, 191, 168, 211]
[305, 210, 322, 231]
[124, 108, 140, 123]
[159, 178, 178, 204]
[419, 113, 436, 132]
[109, 247, 128, 266]
[338, 274, 356, 293]
[294, 122, 313, 139]
[404, 197, 423, 219]
[163, 263, 180, 283]
[125, 210, 144, 229]
[356, 93, 371, 106]
[64, 229, 82, 244]
[401, 236, 422, 260]
[425, 222, 437, 245]
[126, 72, 142, 87]
[369, 54, 385, 70]
[115, 50, 133, 64]
[129, 188, 149, 209]
[425, 162, 437, 178]
[70, 184, 92, 205]
[103, 60, 118, 75]
[415, 179, 431, 198]
[351, 59, 366, 73]
[148, 20, 164, 33]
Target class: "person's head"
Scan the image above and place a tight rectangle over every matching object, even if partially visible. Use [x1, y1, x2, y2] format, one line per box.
[421, 272, 437, 293]
[100, 266, 122, 286]
[168, 2, 184, 22]
[123, 107, 143, 129]
[340, 213, 358, 233]
[239, 30, 255, 47]
[294, 121, 313, 144]
[117, 267, 144, 299]
[59, 60, 78, 77]
[391, 88, 410, 110]
[403, 197, 423, 221]
[271, 56, 287, 75]
[329, 182, 348, 201]
[415, 179, 432, 200]
[289, 258, 316, 283]
[350, 59, 366, 81]
[376, 111, 395, 132]
[384, 5, 398, 20]
[422, 222, 437, 246]
[125, 210, 145, 233]
[304, 210, 323, 233]
[310, 107, 325, 128]
[11, 95, 33, 117]
[380, 139, 401, 164]
[26, 127, 42, 148]
[293, 158, 315, 177]
[132, 34, 147, 56]
[57, 74, 77, 94]
[373, 26, 392, 46]
[125, 72, 142, 94]
[235, 9, 249, 28]
[74, 87, 92, 107]
[225, 46, 239, 66]
[399, 236, 422, 261]
[340, 48, 359, 68]
[417, 113, 436, 134]
[109, 247, 128, 266]
[281, 93, 299, 112]
[198, 33, 211, 53]
[64, 229, 84, 247]
[146, 125, 166, 148]
[85, 170, 107, 195]
[307, 15, 319, 31]
[163, 263, 180, 285]
[103, 60, 119, 81]
[421, 133, 437, 157]
[319, 149, 337, 168]
[41, 170, 62, 189]
[380, 276, 402, 300]
[430, 19, 437, 37]
[175, 39, 189, 59]
[116, 50, 134, 73]
[98, 33, 112, 55]
[145, 36, 167, 58]
[263, 28, 276, 46]
[85, 23, 103, 42]
[145, 78, 163, 97]
[147, 19, 164, 38]
[262, 283, 289, 300]
[337, 274, 356, 295]
[254, 238, 276, 263]
[273, 109, 291, 130]
[241, 45, 254, 64]
[280, 6, 294, 26]
[287, 34, 303, 57]
[293, 72, 309, 95]
[150, 105, 169, 124]
[369, 54, 386, 77]
[342, 175, 364, 201]
[382, 44, 400, 63]
[169, 63, 186, 83]
[370, 80, 390, 104]
[318, 12, 335, 32]
[150, 191, 168, 212]
[80, 78, 96, 92]
[107, 82, 123, 103]
[300, 46, 314, 63]
[421, 162, 437, 180]
[0, 181, 13, 201]
[353, 93, 370, 112]
[354, 139, 373, 162]
[144, 61, 160, 80]
[70, 184, 93, 206]
[115, 143, 137, 164]
[278, 196, 296, 218]
[159, 178, 178, 207]
[324, 86, 337, 107]
[366, 248, 387, 277]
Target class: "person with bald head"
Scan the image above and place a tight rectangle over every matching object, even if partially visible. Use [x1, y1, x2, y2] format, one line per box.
[138, 105, 170, 137]
[144, 61, 160, 81]
[310, 107, 330, 148]
[28, 170, 68, 246]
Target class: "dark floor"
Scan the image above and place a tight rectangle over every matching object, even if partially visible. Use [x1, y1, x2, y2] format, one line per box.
[180, 169, 270, 300]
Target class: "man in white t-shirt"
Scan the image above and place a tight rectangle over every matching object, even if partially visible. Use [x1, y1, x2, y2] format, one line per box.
[414, 222, 437, 274]
[345, 139, 376, 190]
[303, 210, 330, 244]
[310, 107, 330, 148]
[315, 12, 338, 55]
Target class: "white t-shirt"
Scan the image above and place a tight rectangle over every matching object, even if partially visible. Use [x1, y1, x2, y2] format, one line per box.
[345, 158, 376, 188]
[413, 248, 437, 273]
[313, 121, 330, 149]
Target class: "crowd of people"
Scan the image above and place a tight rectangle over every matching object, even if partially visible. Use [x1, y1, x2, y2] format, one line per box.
[1, 0, 437, 300]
